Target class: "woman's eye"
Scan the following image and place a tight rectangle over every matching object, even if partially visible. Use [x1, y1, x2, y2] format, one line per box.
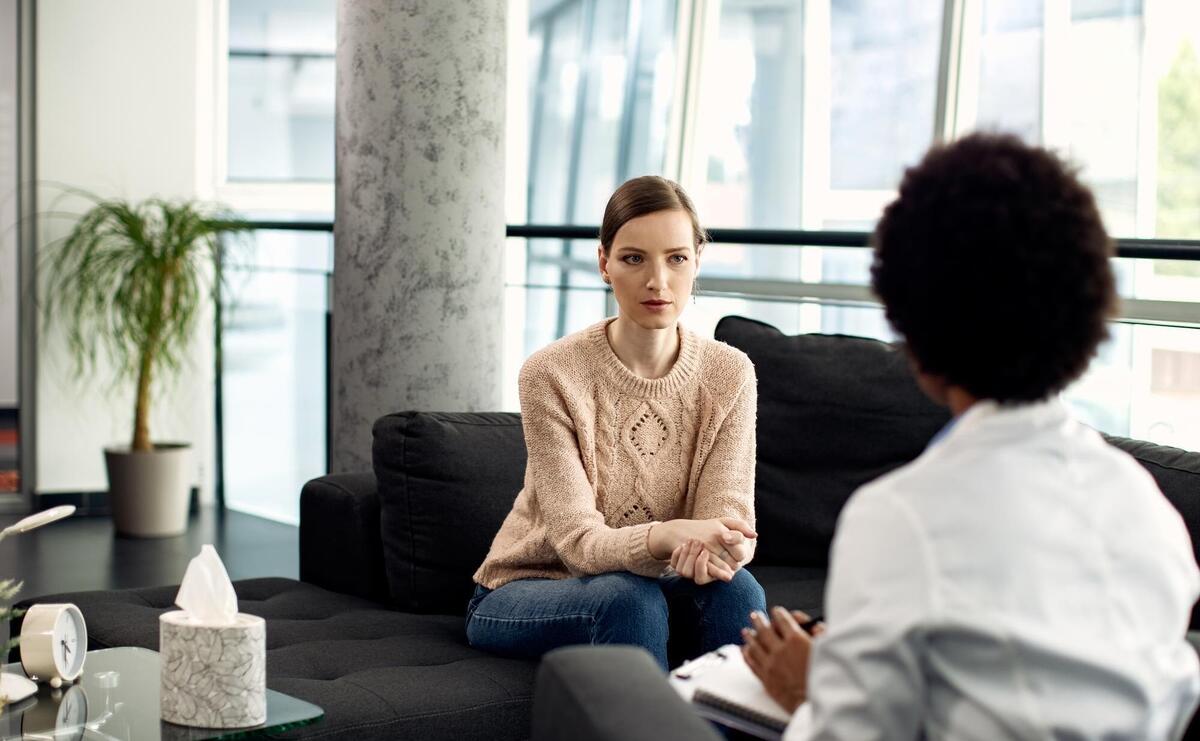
[623, 255, 643, 264]
[670, 254, 688, 264]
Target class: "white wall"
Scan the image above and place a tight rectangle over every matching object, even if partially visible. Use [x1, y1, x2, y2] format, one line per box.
[36, 0, 217, 502]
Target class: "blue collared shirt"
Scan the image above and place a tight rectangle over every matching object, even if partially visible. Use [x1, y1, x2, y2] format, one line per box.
[924, 414, 958, 449]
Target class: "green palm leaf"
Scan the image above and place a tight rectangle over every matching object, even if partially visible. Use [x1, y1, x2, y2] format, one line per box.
[41, 192, 250, 451]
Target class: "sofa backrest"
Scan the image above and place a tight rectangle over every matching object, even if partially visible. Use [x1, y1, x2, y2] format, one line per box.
[374, 411, 526, 615]
[716, 315, 1200, 573]
[714, 316, 952, 566]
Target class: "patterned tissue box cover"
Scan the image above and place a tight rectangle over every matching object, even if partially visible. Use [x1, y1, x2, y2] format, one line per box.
[159, 611, 266, 728]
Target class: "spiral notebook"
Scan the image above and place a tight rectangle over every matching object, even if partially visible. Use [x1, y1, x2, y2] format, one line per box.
[669, 645, 795, 740]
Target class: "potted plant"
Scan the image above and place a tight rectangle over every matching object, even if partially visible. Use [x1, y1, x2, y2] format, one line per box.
[41, 194, 249, 537]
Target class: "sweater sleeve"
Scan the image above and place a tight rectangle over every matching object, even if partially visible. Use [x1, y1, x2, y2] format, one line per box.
[519, 361, 665, 578]
[692, 359, 758, 563]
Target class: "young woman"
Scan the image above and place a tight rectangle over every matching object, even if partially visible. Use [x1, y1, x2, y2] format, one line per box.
[742, 133, 1200, 738]
[467, 175, 767, 670]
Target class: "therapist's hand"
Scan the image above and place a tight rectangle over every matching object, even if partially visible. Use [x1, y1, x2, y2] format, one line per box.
[741, 607, 822, 713]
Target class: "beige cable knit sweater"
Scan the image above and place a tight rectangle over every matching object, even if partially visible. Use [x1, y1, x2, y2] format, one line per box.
[473, 317, 758, 590]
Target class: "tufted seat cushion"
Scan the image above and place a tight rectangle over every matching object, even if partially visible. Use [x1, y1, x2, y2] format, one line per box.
[21, 573, 827, 740]
[20, 577, 535, 740]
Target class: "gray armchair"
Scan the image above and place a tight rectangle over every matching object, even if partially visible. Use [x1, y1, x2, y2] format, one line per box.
[533, 646, 722, 741]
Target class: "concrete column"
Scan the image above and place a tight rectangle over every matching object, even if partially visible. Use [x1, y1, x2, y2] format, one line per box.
[333, 0, 506, 472]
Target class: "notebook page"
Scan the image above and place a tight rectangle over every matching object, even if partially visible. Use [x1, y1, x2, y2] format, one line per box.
[669, 644, 798, 732]
[690, 645, 793, 727]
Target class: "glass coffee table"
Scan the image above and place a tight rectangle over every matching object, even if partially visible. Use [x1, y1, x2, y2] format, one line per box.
[0, 647, 323, 740]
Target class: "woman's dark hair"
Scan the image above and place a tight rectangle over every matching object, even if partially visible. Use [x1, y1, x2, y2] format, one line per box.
[600, 176, 707, 253]
[870, 132, 1117, 403]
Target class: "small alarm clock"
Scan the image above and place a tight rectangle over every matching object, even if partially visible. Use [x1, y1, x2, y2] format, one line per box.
[20, 603, 87, 688]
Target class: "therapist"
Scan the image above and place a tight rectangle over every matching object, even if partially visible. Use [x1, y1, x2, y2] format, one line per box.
[742, 133, 1200, 740]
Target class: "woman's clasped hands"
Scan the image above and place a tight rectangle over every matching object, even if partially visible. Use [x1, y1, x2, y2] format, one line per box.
[648, 517, 757, 585]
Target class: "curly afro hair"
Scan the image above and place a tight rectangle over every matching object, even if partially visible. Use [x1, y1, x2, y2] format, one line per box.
[870, 133, 1117, 403]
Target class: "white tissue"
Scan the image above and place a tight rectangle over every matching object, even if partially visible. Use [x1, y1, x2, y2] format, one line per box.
[174, 544, 238, 626]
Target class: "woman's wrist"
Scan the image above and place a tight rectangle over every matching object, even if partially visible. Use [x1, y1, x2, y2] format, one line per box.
[647, 520, 676, 560]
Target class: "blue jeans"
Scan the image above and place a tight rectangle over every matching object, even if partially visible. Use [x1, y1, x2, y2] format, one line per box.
[465, 569, 767, 670]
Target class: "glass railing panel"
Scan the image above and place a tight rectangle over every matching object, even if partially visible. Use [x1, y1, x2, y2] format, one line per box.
[221, 228, 331, 524]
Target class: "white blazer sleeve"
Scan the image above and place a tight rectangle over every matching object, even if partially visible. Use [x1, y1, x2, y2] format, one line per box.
[785, 487, 933, 741]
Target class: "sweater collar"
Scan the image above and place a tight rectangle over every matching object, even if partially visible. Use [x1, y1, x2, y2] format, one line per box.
[588, 317, 701, 398]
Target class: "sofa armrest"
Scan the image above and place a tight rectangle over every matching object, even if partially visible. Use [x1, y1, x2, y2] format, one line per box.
[533, 646, 722, 741]
[299, 472, 392, 605]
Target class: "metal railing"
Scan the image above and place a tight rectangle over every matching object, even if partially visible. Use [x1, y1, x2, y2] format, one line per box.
[246, 220, 1200, 261]
[506, 224, 1200, 261]
[507, 224, 1200, 328]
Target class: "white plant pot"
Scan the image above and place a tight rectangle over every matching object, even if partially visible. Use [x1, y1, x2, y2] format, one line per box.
[104, 444, 192, 537]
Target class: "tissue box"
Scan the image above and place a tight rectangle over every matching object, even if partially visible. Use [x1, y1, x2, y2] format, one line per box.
[159, 611, 266, 728]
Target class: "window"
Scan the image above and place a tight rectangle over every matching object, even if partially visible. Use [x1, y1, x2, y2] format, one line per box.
[226, 0, 335, 183]
[218, 0, 335, 523]
[1155, 37, 1200, 245]
[696, 0, 805, 231]
[515, 0, 1200, 452]
[521, 0, 680, 356]
[962, 1, 1200, 444]
[216, 0, 1200, 466]
[973, 0, 1043, 144]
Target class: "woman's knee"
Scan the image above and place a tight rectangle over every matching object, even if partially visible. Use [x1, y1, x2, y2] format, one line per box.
[587, 573, 669, 638]
[713, 568, 767, 613]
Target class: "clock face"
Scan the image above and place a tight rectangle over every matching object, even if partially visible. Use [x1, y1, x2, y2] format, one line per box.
[52, 608, 86, 679]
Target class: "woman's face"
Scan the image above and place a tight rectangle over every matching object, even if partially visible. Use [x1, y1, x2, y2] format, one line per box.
[598, 209, 699, 330]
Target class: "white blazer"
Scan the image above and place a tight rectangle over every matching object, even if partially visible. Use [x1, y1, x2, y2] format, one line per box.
[785, 398, 1200, 740]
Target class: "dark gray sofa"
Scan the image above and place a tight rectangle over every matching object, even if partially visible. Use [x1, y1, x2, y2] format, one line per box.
[17, 316, 1200, 740]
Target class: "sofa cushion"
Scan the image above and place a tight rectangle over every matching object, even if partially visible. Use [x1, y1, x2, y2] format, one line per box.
[19, 578, 535, 741]
[715, 316, 951, 567]
[752, 565, 827, 616]
[374, 412, 527, 615]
